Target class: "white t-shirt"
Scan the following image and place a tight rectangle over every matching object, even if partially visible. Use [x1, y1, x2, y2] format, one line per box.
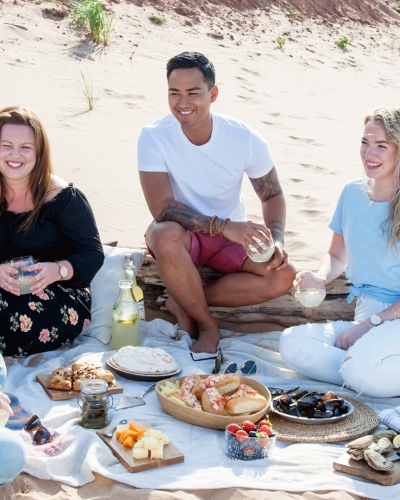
[137, 113, 274, 221]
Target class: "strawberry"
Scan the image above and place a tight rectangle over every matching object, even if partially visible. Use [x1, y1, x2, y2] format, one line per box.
[258, 419, 272, 428]
[242, 420, 255, 433]
[260, 437, 270, 447]
[259, 425, 273, 437]
[235, 429, 248, 442]
[227, 423, 241, 434]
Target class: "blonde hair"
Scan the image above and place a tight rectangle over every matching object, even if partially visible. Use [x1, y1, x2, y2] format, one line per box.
[0, 106, 53, 233]
[364, 107, 400, 247]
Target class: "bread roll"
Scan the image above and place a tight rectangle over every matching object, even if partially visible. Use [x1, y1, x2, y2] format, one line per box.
[196, 374, 241, 398]
[48, 368, 72, 391]
[201, 387, 225, 415]
[225, 384, 267, 415]
[175, 393, 202, 410]
[180, 374, 202, 396]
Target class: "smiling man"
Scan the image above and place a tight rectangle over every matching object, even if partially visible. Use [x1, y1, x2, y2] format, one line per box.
[138, 52, 295, 353]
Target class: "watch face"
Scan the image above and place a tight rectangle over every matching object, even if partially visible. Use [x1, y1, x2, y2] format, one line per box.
[60, 265, 68, 278]
[370, 314, 382, 326]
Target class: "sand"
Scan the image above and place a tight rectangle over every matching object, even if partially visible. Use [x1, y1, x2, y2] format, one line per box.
[1, 0, 400, 497]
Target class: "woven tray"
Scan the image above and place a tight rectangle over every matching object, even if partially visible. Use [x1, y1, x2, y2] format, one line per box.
[268, 396, 379, 443]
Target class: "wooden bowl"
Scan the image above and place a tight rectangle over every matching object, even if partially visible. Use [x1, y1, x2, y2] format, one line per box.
[155, 375, 271, 430]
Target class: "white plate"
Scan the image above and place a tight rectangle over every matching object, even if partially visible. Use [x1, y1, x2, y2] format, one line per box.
[107, 354, 181, 382]
[270, 396, 354, 425]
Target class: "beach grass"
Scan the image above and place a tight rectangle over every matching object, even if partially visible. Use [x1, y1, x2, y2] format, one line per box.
[275, 36, 286, 48]
[289, 10, 298, 20]
[335, 36, 351, 49]
[73, 0, 114, 45]
[149, 15, 166, 25]
[79, 70, 98, 110]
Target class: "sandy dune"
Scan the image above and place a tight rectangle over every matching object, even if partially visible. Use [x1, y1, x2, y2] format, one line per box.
[1, 0, 400, 497]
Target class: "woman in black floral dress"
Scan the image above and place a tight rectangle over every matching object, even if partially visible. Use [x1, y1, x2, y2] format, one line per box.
[0, 106, 104, 358]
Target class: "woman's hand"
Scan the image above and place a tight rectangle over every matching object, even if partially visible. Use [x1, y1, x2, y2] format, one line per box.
[0, 264, 20, 296]
[335, 321, 371, 351]
[292, 270, 327, 293]
[27, 262, 61, 294]
[0, 391, 13, 417]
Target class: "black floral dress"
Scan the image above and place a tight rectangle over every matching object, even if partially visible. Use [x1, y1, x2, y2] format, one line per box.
[0, 185, 104, 358]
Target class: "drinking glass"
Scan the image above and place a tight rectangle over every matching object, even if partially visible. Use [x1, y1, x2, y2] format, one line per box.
[0, 386, 10, 427]
[248, 236, 275, 263]
[10, 256, 37, 295]
[294, 273, 326, 308]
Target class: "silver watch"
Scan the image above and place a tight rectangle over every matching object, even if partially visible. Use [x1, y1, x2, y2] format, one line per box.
[55, 261, 68, 281]
[369, 314, 382, 327]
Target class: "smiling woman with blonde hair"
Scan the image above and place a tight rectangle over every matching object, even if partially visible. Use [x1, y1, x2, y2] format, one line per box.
[279, 106, 400, 398]
[0, 106, 104, 358]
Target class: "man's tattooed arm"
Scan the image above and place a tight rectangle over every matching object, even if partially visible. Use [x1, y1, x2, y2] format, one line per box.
[250, 167, 286, 243]
[158, 200, 223, 234]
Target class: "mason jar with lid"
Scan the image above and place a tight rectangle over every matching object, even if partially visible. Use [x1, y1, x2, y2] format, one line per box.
[77, 379, 113, 429]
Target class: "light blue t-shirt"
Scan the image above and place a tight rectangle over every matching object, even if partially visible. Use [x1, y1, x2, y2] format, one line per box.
[329, 178, 400, 303]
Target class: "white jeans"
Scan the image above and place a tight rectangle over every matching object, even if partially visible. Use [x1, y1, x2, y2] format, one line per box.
[279, 295, 400, 397]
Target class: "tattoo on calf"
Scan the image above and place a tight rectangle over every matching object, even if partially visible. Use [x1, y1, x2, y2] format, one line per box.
[250, 168, 282, 202]
[159, 201, 221, 234]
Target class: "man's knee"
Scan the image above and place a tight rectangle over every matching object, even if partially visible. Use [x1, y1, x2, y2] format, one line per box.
[265, 261, 296, 298]
[146, 222, 190, 258]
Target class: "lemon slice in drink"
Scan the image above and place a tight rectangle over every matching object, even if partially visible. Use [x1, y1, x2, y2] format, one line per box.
[393, 434, 400, 448]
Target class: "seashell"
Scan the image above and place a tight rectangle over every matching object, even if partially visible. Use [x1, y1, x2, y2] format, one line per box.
[366, 442, 381, 453]
[347, 448, 365, 460]
[376, 437, 393, 455]
[372, 430, 397, 443]
[364, 449, 394, 471]
[346, 435, 373, 450]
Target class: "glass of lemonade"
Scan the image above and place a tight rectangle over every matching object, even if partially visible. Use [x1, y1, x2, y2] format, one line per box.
[295, 273, 326, 308]
[10, 256, 37, 295]
[0, 408, 9, 427]
[248, 237, 275, 263]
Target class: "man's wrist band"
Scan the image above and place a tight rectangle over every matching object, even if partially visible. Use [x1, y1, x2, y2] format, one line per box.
[209, 215, 218, 236]
[390, 304, 397, 321]
[219, 218, 230, 237]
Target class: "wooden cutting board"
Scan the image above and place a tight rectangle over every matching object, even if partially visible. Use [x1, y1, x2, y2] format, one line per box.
[97, 421, 184, 473]
[333, 450, 400, 485]
[36, 374, 123, 401]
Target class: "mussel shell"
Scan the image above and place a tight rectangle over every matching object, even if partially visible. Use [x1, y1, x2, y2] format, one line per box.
[312, 410, 334, 419]
[279, 394, 293, 405]
[298, 396, 319, 406]
[324, 398, 344, 408]
[321, 391, 337, 402]
[297, 400, 316, 417]
[339, 405, 349, 415]
[291, 390, 310, 400]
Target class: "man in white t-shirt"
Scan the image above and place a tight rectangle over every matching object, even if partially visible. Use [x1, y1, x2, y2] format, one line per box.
[138, 52, 295, 353]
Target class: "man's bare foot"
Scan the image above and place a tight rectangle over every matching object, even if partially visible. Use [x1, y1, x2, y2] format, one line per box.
[165, 296, 199, 339]
[190, 328, 220, 354]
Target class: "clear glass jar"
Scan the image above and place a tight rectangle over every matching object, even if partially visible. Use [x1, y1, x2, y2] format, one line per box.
[77, 379, 113, 429]
[111, 279, 139, 349]
[123, 254, 146, 321]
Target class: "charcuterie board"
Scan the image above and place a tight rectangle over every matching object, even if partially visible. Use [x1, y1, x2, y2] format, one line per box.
[36, 374, 123, 401]
[97, 421, 184, 473]
[333, 450, 400, 486]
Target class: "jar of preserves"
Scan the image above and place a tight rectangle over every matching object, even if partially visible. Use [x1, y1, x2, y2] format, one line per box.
[77, 379, 113, 429]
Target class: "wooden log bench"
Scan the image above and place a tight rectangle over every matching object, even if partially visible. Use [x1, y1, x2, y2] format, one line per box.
[137, 255, 356, 330]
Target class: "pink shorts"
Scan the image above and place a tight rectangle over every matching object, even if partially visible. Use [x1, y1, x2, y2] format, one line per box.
[147, 231, 248, 274]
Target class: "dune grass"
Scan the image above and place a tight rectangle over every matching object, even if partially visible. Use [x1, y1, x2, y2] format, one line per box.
[80, 70, 98, 110]
[335, 36, 351, 49]
[149, 15, 166, 25]
[275, 36, 286, 48]
[73, 0, 114, 45]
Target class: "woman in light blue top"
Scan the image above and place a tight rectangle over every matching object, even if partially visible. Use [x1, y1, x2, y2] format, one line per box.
[0, 355, 28, 487]
[280, 107, 400, 397]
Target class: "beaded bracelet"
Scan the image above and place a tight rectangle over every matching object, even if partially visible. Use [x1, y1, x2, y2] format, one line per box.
[390, 304, 397, 321]
[209, 215, 218, 236]
[219, 218, 230, 237]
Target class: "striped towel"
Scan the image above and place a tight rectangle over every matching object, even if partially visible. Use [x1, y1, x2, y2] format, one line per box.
[378, 405, 400, 433]
[5, 393, 30, 430]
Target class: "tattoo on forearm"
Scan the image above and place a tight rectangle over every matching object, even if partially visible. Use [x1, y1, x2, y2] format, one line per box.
[269, 220, 284, 244]
[250, 167, 282, 202]
[159, 201, 222, 234]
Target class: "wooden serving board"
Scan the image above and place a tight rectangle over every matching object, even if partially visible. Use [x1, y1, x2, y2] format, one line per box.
[333, 450, 400, 486]
[97, 421, 184, 473]
[36, 374, 123, 401]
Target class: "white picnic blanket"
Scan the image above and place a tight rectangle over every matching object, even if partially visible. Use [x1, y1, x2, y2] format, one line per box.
[4, 319, 400, 499]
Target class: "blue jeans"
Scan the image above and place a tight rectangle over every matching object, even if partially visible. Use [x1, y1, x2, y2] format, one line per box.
[0, 354, 28, 487]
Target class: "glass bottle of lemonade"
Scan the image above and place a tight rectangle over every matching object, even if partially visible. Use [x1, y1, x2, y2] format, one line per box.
[111, 280, 139, 350]
[123, 254, 145, 321]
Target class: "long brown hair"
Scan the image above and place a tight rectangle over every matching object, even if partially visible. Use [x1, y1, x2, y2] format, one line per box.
[0, 106, 53, 233]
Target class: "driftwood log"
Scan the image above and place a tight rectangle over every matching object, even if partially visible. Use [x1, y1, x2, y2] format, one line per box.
[137, 255, 356, 328]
